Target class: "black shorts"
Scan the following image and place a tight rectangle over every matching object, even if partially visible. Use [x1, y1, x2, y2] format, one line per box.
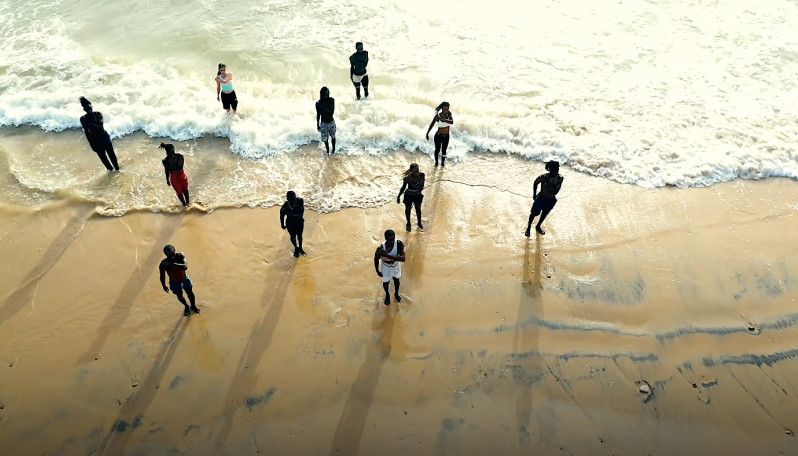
[221, 91, 238, 110]
[403, 192, 423, 207]
[286, 218, 304, 235]
[531, 195, 557, 216]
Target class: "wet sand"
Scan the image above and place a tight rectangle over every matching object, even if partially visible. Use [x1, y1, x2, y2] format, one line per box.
[1, 156, 798, 456]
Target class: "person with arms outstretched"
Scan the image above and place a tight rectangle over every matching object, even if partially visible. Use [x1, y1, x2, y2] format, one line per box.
[215, 63, 237, 114]
[425, 102, 453, 167]
[159, 245, 200, 317]
[525, 160, 563, 236]
[374, 230, 405, 306]
[349, 42, 369, 100]
[397, 163, 425, 231]
[280, 191, 306, 257]
[79, 97, 119, 171]
[315, 87, 336, 155]
[160, 142, 190, 206]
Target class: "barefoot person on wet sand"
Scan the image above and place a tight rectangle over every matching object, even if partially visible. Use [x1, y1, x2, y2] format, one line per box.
[280, 191, 306, 257]
[397, 163, 425, 231]
[425, 102, 453, 167]
[374, 230, 405, 306]
[159, 245, 200, 317]
[160, 143, 189, 206]
[525, 160, 563, 236]
[79, 97, 119, 171]
[315, 87, 336, 155]
[215, 63, 237, 114]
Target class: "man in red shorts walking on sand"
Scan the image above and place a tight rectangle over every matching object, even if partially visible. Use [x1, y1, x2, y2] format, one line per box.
[160, 142, 190, 206]
[159, 245, 200, 317]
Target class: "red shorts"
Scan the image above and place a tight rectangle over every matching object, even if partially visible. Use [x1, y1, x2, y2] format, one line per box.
[170, 171, 189, 195]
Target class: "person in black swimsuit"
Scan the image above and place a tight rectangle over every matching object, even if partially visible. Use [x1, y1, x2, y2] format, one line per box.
[280, 191, 306, 257]
[397, 163, 425, 231]
[79, 97, 119, 171]
[425, 102, 453, 167]
[349, 42, 369, 100]
[525, 160, 564, 236]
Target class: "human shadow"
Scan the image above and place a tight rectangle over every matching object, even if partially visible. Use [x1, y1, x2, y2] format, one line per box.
[213, 257, 297, 451]
[328, 304, 396, 455]
[94, 317, 189, 455]
[77, 215, 184, 364]
[513, 235, 543, 445]
[0, 206, 94, 328]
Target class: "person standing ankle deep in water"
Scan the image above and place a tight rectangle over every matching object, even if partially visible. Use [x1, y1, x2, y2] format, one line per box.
[79, 97, 119, 171]
[215, 63, 237, 114]
[280, 191, 306, 257]
[374, 230, 405, 306]
[160, 142, 190, 206]
[397, 163, 425, 231]
[315, 87, 336, 154]
[349, 42, 369, 100]
[425, 102, 453, 167]
[525, 160, 563, 236]
[159, 245, 200, 317]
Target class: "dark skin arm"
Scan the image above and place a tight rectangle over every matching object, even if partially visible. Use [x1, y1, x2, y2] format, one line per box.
[397, 179, 408, 204]
[533, 175, 543, 199]
[163, 161, 170, 186]
[160, 265, 168, 292]
[374, 241, 406, 273]
[425, 113, 452, 140]
[280, 206, 287, 230]
[316, 102, 321, 131]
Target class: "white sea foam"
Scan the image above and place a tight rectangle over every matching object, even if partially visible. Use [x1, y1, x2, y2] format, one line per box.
[1, 0, 797, 201]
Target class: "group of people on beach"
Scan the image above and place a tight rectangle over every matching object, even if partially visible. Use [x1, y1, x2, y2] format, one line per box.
[78, 41, 564, 314]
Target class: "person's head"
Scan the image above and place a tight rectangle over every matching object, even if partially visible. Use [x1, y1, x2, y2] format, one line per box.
[159, 142, 175, 156]
[79, 96, 93, 113]
[355, 42, 363, 52]
[435, 101, 450, 114]
[403, 163, 419, 177]
[163, 244, 176, 258]
[384, 229, 395, 243]
[286, 190, 296, 202]
[320, 86, 330, 100]
[217, 63, 226, 77]
[545, 160, 560, 175]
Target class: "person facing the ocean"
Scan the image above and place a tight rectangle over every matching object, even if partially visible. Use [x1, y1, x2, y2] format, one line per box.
[349, 42, 369, 100]
[525, 160, 564, 237]
[397, 163, 425, 231]
[159, 245, 200, 317]
[280, 191, 306, 257]
[79, 97, 119, 171]
[425, 102, 453, 167]
[160, 142, 190, 206]
[215, 63, 237, 114]
[315, 87, 336, 155]
[374, 229, 405, 306]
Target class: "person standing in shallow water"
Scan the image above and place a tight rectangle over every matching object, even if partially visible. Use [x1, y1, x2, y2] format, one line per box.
[159, 245, 200, 317]
[160, 142, 189, 206]
[525, 160, 563, 236]
[349, 42, 369, 100]
[215, 63, 237, 114]
[79, 97, 119, 171]
[425, 102, 453, 167]
[397, 163, 425, 231]
[374, 230, 405, 306]
[315, 87, 336, 154]
[281, 191, 306, 257]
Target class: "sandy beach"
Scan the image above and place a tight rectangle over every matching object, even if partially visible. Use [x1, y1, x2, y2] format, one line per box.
[1, 146, 797, 455]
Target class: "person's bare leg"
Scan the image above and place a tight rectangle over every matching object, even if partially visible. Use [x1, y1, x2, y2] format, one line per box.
[185, 287, 199, 313]
[393, 277, 401, 302]
[176, 293, 190, 316]
[382, 281, 390, 305]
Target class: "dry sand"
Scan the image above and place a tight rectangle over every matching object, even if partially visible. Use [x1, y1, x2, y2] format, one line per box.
[1, 158, 798, 456]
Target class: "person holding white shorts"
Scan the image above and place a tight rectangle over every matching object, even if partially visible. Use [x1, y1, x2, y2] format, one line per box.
[374, 229, 405, 306]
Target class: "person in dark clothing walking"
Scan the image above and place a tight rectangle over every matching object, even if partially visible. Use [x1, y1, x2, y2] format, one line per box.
[79, 97, 119, 171]
[160, 142, 190, 206]
[525, 160, 564, 236]
[397, 163, 425, 231]
[280, 191, 306, 257]
[315, 87, 336, 154]
[349, 42, 369, 100]
[159, 245, 200, 317]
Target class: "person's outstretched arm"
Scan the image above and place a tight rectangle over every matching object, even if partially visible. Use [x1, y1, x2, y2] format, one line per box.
[397, 179, 408, 204]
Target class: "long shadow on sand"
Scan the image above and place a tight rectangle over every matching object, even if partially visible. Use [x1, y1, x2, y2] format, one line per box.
[405, 166, 445, 285]
[0, 206, 94, 328]
[513, 235, 543, 445]
[94, 317, 189, 455]
[213, 256, 297, 451]
[329, 305, 396, 455]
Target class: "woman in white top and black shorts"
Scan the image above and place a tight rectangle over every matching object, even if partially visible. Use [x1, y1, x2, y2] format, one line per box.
[215, 63, 237, 113]
[425, 102, 453, 167]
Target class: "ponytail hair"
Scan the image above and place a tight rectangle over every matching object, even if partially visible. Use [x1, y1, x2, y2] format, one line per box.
[402, 163, 419, 177]
[79, 96, 92, 112]
[435, 101, 450, 112]
[545, 160, 560, 174]
[217, 63, 226, 77]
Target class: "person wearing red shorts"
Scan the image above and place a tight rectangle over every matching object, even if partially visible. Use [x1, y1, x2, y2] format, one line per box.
[160, 142, 190, 206]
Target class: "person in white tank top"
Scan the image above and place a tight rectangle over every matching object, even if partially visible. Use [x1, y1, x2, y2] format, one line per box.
[373, 229, 406, 306]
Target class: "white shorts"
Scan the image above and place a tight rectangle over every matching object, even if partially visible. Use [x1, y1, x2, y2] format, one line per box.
[381, 263, 401, 282]
[352, 73, 366, 84]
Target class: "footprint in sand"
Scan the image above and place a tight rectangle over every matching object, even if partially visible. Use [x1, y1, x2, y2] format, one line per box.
[328, 307, 350, 328]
